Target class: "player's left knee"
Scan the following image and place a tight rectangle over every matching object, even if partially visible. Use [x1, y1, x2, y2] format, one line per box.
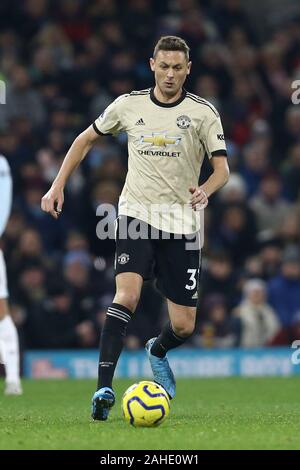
[173, 321, 195, 338]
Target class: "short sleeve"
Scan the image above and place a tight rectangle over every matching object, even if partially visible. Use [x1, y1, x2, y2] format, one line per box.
[201, 112, 227, 159]
[93, 94, 128, 136]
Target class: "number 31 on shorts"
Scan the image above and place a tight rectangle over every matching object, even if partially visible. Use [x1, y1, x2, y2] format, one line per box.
[185, 268, 199, 290]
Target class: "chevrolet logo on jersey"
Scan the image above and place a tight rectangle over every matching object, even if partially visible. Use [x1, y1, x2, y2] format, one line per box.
[136, 133, 181, 147]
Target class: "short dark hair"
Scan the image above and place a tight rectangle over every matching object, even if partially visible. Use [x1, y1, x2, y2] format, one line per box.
[153, 36, 190, 61]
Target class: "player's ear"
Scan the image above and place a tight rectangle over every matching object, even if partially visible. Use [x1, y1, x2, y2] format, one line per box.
[150, 58, 155, 72]
[187, 61, 192, 75]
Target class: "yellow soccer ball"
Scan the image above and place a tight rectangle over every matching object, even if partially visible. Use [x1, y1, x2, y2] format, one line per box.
[122, 381, 170, 427]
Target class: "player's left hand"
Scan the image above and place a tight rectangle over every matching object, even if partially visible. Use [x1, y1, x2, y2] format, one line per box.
[189, 186, 208, 210]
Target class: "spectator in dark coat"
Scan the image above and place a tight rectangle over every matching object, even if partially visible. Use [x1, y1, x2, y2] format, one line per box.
[268, 247, 300, 342]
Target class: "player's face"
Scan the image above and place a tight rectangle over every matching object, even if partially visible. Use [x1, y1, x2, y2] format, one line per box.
[150, 50, 191, 97]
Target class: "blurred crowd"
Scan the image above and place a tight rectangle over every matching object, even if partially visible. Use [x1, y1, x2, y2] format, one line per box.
[0, 0, 300, 352]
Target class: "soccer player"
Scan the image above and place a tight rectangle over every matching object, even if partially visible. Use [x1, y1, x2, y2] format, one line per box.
[41, 36, 229, 420]
[0, 154, 22, 395]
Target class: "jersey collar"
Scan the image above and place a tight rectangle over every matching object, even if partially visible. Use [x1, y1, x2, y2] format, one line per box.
[150, 87, 186, 108]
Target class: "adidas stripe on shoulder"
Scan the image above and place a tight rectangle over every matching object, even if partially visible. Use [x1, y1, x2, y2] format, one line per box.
[186, 92, 219, 117]
[129, 88, 151, 96]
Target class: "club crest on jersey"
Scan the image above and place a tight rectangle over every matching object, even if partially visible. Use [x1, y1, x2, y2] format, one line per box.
[118, 253, 130, 265]
[176, 115, 191, 129]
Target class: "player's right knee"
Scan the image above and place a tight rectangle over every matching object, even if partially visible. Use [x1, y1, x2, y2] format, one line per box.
[114, 290, 140, 313]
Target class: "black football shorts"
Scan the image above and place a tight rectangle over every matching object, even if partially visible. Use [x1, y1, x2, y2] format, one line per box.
[114, 216, 201, 307]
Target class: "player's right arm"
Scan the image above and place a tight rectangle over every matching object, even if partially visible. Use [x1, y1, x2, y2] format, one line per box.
[41, 125, 100, 219]
[42, 94, 126, 218]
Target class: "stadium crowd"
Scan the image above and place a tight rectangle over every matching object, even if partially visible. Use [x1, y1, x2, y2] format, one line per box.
[0, 0, 300, 353]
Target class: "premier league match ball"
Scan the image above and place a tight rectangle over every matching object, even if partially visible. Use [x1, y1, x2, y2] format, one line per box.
[122, 381, 170, 427]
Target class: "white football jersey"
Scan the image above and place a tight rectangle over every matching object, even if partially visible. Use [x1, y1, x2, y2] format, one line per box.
[94, 88, 227, 234]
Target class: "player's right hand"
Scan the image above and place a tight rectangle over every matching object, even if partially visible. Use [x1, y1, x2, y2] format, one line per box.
[41, 185, 64, 219]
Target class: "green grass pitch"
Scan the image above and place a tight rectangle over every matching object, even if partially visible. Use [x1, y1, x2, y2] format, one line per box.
[0, 377, 299, 450]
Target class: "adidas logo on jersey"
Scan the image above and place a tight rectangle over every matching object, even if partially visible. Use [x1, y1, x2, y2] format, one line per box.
[192, 291, 198, 300]
[135, 118, 145, 126]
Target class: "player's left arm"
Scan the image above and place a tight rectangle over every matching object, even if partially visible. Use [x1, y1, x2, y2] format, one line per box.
[189, 156, 229, 210]
[190, 108, 229, 210]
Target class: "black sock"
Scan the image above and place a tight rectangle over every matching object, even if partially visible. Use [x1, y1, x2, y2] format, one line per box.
[150, 322, 188, 358]
[97, 303, 132, 390]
